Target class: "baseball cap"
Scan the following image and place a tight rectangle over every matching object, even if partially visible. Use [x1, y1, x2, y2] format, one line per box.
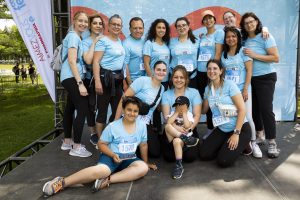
[172, 96, 190, 107]
[201, 10, 215, 23]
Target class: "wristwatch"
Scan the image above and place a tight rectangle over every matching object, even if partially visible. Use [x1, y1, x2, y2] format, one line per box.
[77, 80, 83, 86]
[233, 129, 241, 135]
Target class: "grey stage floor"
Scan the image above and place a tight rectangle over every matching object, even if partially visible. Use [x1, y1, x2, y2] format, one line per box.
[0, 122, 299, 200]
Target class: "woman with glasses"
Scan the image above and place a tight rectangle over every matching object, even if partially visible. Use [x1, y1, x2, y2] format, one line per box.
[221, 26, 262, 158]
[60, 11, 92, 158]
[92, 14, 125, 141]
[82, 14, 105, 146]
[197, 10, 225, 138]
[240, 12, 280, 158]
[169, 17, 199, 89]
[199, 59, 251, 167]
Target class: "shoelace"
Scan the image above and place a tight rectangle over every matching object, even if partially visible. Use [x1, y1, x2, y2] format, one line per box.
[52, 179, 63, 193]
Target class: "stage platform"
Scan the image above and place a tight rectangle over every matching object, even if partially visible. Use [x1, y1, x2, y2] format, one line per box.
[0, 122, 299, 200]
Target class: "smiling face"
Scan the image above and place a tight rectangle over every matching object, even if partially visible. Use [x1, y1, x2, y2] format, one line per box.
[243, 16, 258, 34]
[225, 31, 238, 48]
[123, 103, 139, 122]
[172, 69, 188, 89]
[109, 17, 122, 36]
[223, 12, 237, 27]
[74, 13, 88, 33]
[155, 22, 166, 39]
[176, 19, 189, 37]
[202, 15, 215, 29]
[130, 20, 144, 40]
[90, 17, 104, 35]
[153, 63, 167, 81]
[207, 62, 223, 82]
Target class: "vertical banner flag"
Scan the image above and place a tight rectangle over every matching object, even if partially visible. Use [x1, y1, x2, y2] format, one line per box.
[6, 0, 55, 102]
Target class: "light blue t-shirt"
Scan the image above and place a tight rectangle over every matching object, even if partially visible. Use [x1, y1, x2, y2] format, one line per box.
[169, 37, 199, 79]
[82, 37, 93, 79]
[143, 40, 170, 82]
[123, 35, 145, 81]
[60, 31, 85, 82]
[162, 87, 202, 113]
[94, 36, 125, 71]
[100, 118, 147, 156]
[204, 80, 241, 132]
[130, 76, 165, 124]
[244, 33, 277, 76]
[221, 47, 252, 91]
[197, 29, 225, 72]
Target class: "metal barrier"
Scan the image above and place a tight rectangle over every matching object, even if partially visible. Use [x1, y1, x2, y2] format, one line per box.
[0, 128, 63, 178]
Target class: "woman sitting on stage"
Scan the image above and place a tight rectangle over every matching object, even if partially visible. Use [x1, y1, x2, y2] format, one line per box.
[42, 97, 156, 196]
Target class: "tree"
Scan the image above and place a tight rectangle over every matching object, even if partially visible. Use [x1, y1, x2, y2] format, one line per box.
[0, 0, 12, 19]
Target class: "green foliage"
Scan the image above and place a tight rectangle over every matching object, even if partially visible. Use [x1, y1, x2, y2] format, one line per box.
[0, 0, 12, 19]
[0, 25, 29, 60]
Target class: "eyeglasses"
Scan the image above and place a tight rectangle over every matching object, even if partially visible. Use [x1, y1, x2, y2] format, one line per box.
[110, 23, 122, 28]
[244, 19, 256, 26]
[176, 24, 188, 29]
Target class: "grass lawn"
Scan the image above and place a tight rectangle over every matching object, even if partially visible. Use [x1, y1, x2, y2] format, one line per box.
[0, 64, 13, 70]
[0, 82, 54, 162]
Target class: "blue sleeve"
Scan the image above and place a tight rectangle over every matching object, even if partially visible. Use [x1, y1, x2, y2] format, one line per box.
[241, 47, 252, 62]
[143, 40, 152, 57]
[191, 88, 202, 105]
[123, 40, 130, 65]
[130, 77, 143, 94]
[215, 29, 225, 44]
[82, 39, 91, 53]
[161, 90, 170, 106]
[204, 86, 210, 100]
[229, 81, 241, 97]
[140, 121, 148, 143]
[100, 123, 113, 143]
[67, 33, 80, 49]
[265, 34, 277, 49]
[95, 38, 106, 51]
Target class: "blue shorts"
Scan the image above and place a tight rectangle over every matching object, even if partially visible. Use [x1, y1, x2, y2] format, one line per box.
[97, 154, 141, 173]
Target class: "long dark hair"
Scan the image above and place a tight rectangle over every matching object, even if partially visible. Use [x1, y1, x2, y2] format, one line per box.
[223, 27, 242, 59]
[175, 17, 197, 44]
[146, 18, 170, 45]
[240, 12, 263, 41]
[88, 14, 105, 32]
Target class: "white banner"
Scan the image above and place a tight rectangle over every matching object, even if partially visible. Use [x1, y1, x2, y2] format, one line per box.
[5, 0, 55, 102]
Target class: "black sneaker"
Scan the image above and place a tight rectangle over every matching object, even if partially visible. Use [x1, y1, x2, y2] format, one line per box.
[180, 135, 199, 148]
[90, 134, 99, 146]
[242, 142, 253, 156]
[172, 164, 184, 179]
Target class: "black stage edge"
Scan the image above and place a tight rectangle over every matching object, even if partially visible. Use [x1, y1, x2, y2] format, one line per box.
[0, 123, 299, 200]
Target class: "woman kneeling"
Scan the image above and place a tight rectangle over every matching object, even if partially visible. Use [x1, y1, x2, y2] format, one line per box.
[42, 97, 156, 196]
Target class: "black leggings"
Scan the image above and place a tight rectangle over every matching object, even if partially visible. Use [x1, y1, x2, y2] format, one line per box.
[161, 129, 199, 162]
[196, 71, 213, 129]
[61, 78, 89, 143]
[251, 73, 277, 139]
[199, 122, 251, 167]
[83, 78, 96, 127]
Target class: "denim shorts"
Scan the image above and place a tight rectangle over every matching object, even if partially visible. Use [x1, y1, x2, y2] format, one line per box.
[97, 154, 141, 173]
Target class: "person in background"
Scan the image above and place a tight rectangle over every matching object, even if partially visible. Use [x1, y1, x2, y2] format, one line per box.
[12, 62, 20, 83]
[21, 64, 27, 81]
[123, 17, 145, 85]
[169, 17, 199, 89]
[199, 59, 251, 167]
[161, 65, 202, 179]
[240, 12, 280, 158]
[60, 11, 92, 157]
[42, 97, 156, 197]
[28, 63, 35, 84]
[82, 14, 105, 146]
[197, 10, 224, 138]
[92, 14, 125, 141]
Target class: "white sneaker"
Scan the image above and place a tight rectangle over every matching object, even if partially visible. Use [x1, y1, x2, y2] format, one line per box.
[69, 145, 92, 157]
[267, 143, 280, 158]
[61, 140, 73, 151]
[251, 141, 262, 158]
[255, 136, 265, 145]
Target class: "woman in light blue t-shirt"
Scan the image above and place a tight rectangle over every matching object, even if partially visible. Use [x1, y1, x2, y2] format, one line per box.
[199, 59, 251, 167]
[240, 12, 280, 158]
[60, 11, 92, 158]
[42, 97, 157, 197]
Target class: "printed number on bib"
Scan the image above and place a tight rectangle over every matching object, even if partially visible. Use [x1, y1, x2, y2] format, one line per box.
[118, 143, 136, 154]
[225, 67, 240, 84]
[178, 60, 194, 72]
[211, 105, 230, 127]
[198, 54, 211, 61]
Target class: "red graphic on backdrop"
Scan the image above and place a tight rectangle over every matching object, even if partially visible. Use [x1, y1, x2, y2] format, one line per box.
[71, 6, 241, 39]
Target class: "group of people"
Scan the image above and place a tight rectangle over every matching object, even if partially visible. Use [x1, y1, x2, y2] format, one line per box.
[12, 63, 36, 84]
[42, 9, 280, 196]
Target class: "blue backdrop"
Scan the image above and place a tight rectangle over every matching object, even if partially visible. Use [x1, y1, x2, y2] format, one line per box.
[71, 0, 299, 121]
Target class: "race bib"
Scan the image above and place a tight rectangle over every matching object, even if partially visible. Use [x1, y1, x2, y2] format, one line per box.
[178, 59, 194, 72]
[118, 143, 137, 154]
[200, 41, 213, 47]
[198, 54, 211, 61]
[175, 49, 192, 56]
[139, 63, 145, 70]
[211, 104, 230, 127]
[225, 67, 240, 84]
[159, 54, 170, 60]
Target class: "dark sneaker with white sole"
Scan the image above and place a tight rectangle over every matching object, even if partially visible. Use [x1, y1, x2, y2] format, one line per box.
[90, 134, 99, 146]
[172, 163, 184, 179]
[180, 134, 199, 147]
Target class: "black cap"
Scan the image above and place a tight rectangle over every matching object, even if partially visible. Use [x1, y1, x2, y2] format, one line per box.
[172, 96, 190, 107]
